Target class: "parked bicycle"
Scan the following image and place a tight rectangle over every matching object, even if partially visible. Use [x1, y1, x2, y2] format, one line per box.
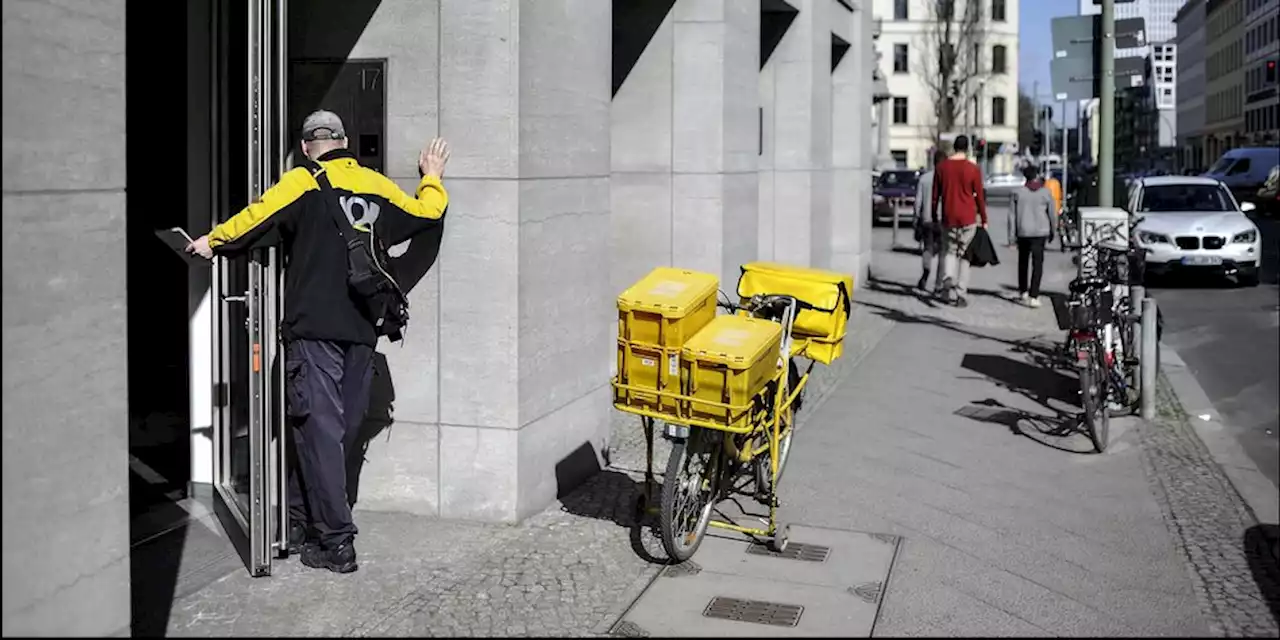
[1062, 218, 1149, 452]
[612, 263, 852, 563]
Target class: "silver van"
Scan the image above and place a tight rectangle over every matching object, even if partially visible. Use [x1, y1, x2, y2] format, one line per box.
[1203, 147, 1280, 199]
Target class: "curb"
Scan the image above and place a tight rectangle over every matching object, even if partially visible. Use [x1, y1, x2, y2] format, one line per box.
[1157, 343, 1279, 526]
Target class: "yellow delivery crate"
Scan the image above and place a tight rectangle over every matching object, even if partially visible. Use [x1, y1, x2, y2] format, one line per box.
[680, 315, 783, 431]
[736, 262, 854, 365]
[616, 267, 719, 414]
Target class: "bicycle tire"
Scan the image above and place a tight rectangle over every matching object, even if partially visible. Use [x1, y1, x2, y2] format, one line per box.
[754, 361, 801, 500]
[1081, 344, 1111, 453]
[660, 429, 721, 563]
[1110, 315, 1140, 415]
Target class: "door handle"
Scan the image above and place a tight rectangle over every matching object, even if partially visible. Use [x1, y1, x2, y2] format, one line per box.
[223, 295, 248, 303]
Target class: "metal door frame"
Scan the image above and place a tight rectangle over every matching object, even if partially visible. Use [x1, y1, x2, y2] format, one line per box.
[211, 0, 288, 578]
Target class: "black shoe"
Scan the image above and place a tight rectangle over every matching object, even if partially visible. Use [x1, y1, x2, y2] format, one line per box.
[287, 520, 319, 555]
[302, 540, 358, 574]
[954, 297, 969, 308]
[917, 272, 930, 291]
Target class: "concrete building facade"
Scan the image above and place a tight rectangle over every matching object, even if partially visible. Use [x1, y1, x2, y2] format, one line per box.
[1204, 0, 1247, 160]
[2, 0, 878, 635]
[872, 0, 1020, 171]
[1176, 0, 1209, 171]
[1242, 0, 1279, 144]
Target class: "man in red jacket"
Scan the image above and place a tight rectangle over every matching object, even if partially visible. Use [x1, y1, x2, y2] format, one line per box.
[930, 135, 989, 307]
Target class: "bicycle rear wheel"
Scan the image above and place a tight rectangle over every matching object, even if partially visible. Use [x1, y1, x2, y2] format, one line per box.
[660, 428, 723, 563]
[1080, 343, 1111, 453]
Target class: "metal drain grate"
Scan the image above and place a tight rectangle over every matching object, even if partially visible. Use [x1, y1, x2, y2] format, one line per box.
[703, 596, 804, 627]
[746, 541, 831, 562]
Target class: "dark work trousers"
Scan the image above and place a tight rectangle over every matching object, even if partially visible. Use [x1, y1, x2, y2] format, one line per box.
[1016, 237, 1048, 298]
[285, 338, 374, 549]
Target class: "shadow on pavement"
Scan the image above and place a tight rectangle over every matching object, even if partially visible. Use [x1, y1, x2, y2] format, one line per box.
[867, 273, 1026, 307]
[1245, 524, 1280, 627]
[855, 297, 1065, 365]
[955, 353, 1096, 455]
[557, 469, 670, 566]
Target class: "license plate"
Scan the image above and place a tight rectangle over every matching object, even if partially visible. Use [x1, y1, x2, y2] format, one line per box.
[1181, 255, 1222, 266]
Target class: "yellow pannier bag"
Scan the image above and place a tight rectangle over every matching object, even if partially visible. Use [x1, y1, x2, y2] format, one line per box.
[736, 261, 854, 365]
[616, 267, 719, 415]
[680, 314, 783, 431]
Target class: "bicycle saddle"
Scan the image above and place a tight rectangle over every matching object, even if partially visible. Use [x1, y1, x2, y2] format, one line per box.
[1068, 276, 1110, 294]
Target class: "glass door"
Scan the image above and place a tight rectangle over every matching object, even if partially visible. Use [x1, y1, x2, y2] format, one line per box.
[211, 0, 288, 578]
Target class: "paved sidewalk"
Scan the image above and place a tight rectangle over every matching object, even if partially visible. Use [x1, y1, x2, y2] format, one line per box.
[160, 211, 1279, 636]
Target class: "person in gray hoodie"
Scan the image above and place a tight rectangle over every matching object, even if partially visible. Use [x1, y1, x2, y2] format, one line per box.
[1007, 165, 1056, 308]
[913, 149, 949, 292]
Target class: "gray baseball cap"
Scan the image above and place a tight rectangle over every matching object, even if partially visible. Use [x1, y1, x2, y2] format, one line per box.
[301, 110, 346, 141]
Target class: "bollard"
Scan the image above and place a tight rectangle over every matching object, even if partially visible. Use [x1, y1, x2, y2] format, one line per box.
[1141, 296, 1158, 420]
[1130, 284, 1145, 374]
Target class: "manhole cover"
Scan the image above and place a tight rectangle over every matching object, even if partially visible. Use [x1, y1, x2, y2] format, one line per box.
[745, 541, 831, 562]
[703, 596, 804, 627]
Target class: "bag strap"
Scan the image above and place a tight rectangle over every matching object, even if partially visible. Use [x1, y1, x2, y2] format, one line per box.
[300, 159, 360, 243]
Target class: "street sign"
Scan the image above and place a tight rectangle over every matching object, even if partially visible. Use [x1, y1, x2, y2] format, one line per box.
[1051, 15, 1097, 60]
[1051, 55, 1147, 100]
[1051, 56, 1097, 102]
[1052, 16, 1146, 58]
[1115, 18, 1146, 49]
[1116, 56, 1146, 89]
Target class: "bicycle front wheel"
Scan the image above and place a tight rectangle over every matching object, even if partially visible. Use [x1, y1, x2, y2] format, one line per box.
[660, 428, 722, 563]
[1080, 344, 1111, 453]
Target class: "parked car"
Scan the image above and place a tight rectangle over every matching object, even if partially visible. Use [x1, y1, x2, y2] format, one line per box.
[983, 173, 1025, 202]
[1129, 176, 1262, 286]
[1202, 146, 1280, 203]
[872, 169, 920, 226]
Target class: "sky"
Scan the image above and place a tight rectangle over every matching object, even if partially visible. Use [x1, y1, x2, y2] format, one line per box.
[1019, 1, 1085, 123]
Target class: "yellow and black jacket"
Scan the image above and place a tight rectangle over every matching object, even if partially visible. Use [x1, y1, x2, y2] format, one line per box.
[209, 149, 447, 346]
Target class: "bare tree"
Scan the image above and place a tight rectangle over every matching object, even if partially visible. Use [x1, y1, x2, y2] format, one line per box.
[915, 0, 989, 146]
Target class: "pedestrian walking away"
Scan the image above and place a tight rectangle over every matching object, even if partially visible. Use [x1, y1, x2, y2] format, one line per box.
[913, 148, 949, 292]
[930, 134, 989, 307]
[1007, 164, 1056, 308]
[185, 110, 452, 573]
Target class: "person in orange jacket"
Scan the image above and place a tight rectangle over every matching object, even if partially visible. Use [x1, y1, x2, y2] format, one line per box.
[1044, 173, 1064, 215]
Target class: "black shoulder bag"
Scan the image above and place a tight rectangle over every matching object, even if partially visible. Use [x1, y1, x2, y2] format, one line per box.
[301, 160, 411, 342]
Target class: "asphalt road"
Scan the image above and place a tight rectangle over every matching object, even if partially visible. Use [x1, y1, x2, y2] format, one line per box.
[1148, 214, 1280, 489]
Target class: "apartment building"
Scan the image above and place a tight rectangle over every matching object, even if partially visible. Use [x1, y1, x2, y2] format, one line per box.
[1176, 0, 1209, 171]
[874, 0, 1019, 171]
[1242, 0, 1279, 144]
[1204, 0, 1247, 159]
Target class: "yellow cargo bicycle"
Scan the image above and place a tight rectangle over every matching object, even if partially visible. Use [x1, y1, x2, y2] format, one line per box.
[612, 263, 853, 563]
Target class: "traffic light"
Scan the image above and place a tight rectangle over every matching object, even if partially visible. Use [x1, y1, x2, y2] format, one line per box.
[1267, 60, 1277, 84]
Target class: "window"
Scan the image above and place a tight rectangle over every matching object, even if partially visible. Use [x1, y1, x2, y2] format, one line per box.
[1228, 158, 1252, 175]
[894, 0, 908, 20]
[992, 45, 1007, 74]
[894, 44, 909, 73]
[992, 0, 1006, 22]
[893, 97, 909, 124]
[1137, 184, 1235, 212]
[991, 96, 1006, 125]
[891, 150, 908, 168]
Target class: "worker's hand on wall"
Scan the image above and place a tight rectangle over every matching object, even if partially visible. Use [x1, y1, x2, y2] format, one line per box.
[186, 235, 214, 259]
[420, 137, 451, 178]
